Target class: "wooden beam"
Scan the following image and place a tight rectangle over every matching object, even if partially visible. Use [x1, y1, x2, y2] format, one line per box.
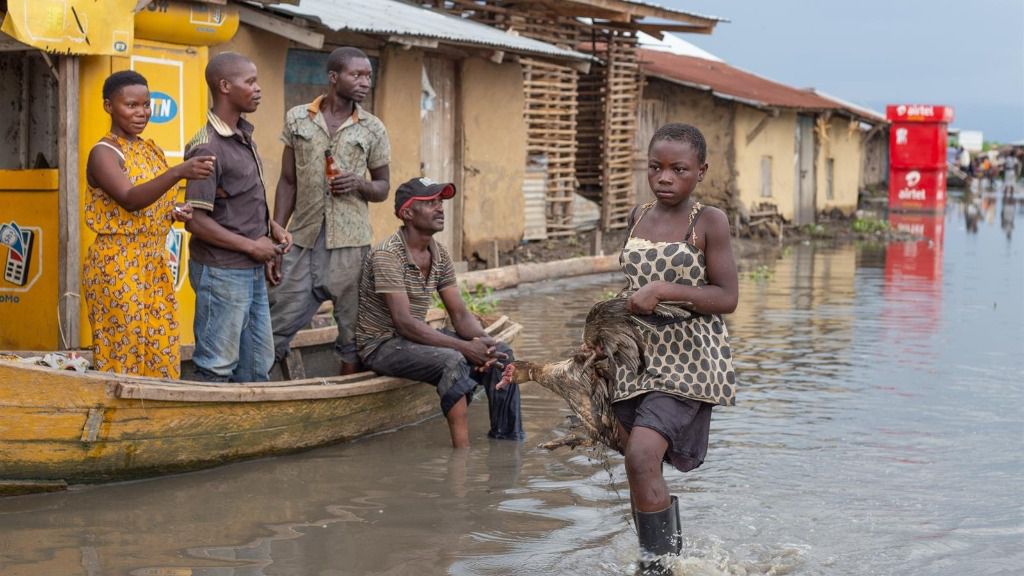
[634, 22, 714, 36]
[558, 0, 722, 28]
[745, 108, 779, 145]
[237, 4, 325, 49]
[0, 480, 67, 496]
[569, 59, 592, 74]
[388, 36, 439, 49]
[57, 56, 80, 350]
[860, 122, 885, 144]
[543, 1, 631, 23]
[597, 20, 714, 35]
[282, 348, 307, 380]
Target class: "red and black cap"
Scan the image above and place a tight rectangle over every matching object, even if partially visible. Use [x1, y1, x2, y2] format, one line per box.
[394, 177, 456, 217]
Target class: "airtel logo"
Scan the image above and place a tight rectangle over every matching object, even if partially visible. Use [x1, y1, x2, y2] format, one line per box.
[897, 105, 907, 116]
[898, 170, 927, 201]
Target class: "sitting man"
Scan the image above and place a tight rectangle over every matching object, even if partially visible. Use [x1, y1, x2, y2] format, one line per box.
[356, 177, 524, 448]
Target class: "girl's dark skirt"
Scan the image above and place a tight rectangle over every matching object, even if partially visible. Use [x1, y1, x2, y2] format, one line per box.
[613, 391, 712, 473]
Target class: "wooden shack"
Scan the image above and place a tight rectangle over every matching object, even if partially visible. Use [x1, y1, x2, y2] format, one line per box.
[419, 0, 723, 235]
[231, 0, 592, 262]
[638, 47, 887, 226]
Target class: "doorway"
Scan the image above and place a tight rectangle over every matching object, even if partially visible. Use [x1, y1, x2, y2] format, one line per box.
[420, 56, 462, 259]
[794, 115, 816, 225]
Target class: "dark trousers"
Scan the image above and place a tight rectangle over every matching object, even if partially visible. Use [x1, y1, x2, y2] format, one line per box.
[364, 331, 524, 440]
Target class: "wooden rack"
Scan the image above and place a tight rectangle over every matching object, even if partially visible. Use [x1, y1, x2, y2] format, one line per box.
[522, 58, 579, 237]
[577, 29, 641, 230]
[419, 1, 643, 233]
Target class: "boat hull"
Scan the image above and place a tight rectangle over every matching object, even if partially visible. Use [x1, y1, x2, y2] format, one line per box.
[1, 315, 521, 492]
[0, 363, 438, 486]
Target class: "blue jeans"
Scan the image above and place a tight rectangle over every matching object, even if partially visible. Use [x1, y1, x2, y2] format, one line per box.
[189, 262, 274, 382]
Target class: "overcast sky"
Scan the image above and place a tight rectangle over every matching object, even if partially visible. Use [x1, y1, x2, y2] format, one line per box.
[659, 0, 1024, 142]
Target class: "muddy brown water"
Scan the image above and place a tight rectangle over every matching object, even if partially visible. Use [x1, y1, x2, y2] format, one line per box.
[1, 191, 1021, 575]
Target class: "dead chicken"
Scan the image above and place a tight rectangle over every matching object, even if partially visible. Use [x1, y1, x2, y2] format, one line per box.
[498, 297, 694, 453]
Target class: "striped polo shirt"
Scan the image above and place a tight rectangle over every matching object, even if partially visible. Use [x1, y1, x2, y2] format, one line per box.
[356, 229, 456, 360]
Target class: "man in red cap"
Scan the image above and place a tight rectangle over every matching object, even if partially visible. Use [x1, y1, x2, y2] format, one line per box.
[356, 177, 524, 448]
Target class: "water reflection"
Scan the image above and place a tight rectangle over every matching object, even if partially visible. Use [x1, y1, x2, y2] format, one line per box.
[884, 212, 945, 353]
[1, 197, 1021, 576]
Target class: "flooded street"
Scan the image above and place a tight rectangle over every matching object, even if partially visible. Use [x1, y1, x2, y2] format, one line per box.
[1, 191, 1021, 576]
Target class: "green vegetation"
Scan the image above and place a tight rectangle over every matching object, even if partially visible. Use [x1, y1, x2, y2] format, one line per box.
[851, 217, 890, 234]
[802, 223, 830, 238]
[432, 284, 499, 316]
[747, 265, 774, 281]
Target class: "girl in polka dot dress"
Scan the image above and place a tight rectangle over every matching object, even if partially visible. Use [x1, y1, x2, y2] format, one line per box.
[616, 123, 738, 572]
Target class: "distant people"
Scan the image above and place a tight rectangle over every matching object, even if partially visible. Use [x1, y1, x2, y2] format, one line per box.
[1002, 152, 1018, 197]
[981, 156, 993, 190]
[965, 194, 981, 234]
[958, 146, 971, 176]
[1001, 197, 1015, 240]
[83, 70, 214, 378]
[184, 52, 291, 382]
[356, 178, 524, 448]
[613, 123, 738, 572]
[269, 46, 390, 376]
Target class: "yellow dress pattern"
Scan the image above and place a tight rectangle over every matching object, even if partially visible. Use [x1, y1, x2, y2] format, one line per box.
[83, 133, 180, 378]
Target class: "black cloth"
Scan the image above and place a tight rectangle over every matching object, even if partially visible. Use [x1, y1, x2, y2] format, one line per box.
[613, 391, 711, 473]
[364, 329, 524, 440]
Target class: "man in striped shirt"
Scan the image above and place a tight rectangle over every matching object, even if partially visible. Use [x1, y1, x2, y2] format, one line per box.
[356, 178, 523, 448]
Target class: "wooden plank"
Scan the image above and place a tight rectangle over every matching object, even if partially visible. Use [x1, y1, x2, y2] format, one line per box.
[0, 480, 67, 496]
[282, 348, 307, 380]
[632, 23, 714, 36]
[57, 56, 80, 350]
[115, 375, 415, 403]
[79, 407, 105, 442]
[0, 407, 92, 440]
[746, 109, 779, 145]
[237, 4, 325, 49]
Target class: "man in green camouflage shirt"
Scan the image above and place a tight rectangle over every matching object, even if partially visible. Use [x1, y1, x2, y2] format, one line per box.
[269, 47, 390, 375]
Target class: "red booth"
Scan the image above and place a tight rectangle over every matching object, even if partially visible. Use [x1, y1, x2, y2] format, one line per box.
[887, 104, 954, 212]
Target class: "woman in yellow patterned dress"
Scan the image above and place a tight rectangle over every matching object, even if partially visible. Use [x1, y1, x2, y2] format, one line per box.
[84, 70, 215, 378]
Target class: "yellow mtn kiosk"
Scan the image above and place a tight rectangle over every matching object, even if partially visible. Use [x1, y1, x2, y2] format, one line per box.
[0, 0, 238, 350]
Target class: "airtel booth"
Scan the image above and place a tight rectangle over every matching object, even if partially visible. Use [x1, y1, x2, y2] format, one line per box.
[0, 0, 238, 350]
[887, 104, 954, 212]
[884, 105, 950, 334]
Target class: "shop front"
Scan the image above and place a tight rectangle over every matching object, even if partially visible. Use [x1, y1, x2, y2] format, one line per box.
[0, 0, 239, 350]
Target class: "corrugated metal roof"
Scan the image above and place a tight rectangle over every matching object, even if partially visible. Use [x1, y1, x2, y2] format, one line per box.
[639, 49, 883, 124]
[810, 89, 886, 123]
[637, 31, 722, 62]
[271, 0, 593, 61]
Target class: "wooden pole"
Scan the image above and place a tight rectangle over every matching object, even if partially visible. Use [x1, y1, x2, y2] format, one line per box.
[57, 55, 80, 350]
[19, 61, 30, 169]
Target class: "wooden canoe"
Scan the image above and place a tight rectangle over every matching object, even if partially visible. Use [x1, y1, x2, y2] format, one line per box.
[0, 314, 521, 495]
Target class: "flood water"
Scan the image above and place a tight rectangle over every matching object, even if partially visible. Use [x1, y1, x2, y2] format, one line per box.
[1, 191, 1021, 576]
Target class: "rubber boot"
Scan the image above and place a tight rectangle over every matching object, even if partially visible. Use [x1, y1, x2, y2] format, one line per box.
[635, 496, 681, 576]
